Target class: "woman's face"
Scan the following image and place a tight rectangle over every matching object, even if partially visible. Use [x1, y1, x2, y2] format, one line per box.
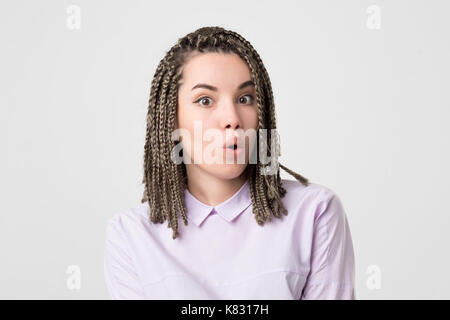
[176, 52, 259, 181]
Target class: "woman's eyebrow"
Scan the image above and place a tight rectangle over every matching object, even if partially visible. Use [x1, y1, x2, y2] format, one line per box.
[191, 80, 254, 91]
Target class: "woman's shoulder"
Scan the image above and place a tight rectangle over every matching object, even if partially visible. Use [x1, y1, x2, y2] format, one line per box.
[281, 178, 337, 203]
[281, 178, 348, 223]
[105, 202, 151, 238]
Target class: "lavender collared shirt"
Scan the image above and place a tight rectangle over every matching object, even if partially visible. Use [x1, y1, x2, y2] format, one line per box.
[104, 179, 356, 299]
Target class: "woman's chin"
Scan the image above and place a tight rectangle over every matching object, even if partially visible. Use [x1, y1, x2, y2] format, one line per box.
[203, 163, 247, 180]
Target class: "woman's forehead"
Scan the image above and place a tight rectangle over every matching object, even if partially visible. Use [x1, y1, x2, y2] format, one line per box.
[181, 52, 252, 88]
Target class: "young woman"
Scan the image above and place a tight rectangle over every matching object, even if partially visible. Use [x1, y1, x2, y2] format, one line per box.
[104, 26, 356, 300]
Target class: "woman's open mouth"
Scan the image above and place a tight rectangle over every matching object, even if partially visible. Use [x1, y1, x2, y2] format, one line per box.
[224, 144, 243, 156]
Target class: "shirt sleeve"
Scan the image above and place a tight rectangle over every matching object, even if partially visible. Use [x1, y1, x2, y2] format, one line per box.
[300, 190, 356, 300]
[104, 215, 146, 299]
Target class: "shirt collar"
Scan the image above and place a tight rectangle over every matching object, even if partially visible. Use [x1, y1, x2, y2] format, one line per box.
[184, 180, 251, 227]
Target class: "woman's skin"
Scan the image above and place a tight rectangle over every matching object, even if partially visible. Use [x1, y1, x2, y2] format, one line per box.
[176, 52, 259, 207]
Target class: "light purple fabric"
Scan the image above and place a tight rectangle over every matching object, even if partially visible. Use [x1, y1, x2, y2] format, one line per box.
[104, 179, 356, 299]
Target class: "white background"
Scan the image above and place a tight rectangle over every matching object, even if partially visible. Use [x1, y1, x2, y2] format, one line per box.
[1, 0, 449, 299]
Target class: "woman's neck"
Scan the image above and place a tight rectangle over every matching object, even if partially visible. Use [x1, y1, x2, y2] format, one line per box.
[185, 166, 247, 206]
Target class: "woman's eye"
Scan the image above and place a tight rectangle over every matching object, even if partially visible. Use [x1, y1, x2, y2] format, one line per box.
[239, 94, 254, 105]
[194, 96, 213, 107]
[194, 94, 254, 107]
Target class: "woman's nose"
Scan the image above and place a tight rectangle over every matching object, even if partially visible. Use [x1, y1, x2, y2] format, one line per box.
[219, 100, 241, 130]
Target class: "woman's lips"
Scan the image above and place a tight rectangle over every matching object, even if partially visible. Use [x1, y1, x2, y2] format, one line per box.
[223, 145, 243, 156]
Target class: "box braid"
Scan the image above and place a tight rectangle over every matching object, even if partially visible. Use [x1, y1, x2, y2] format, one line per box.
[141, 26, 309, 240]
